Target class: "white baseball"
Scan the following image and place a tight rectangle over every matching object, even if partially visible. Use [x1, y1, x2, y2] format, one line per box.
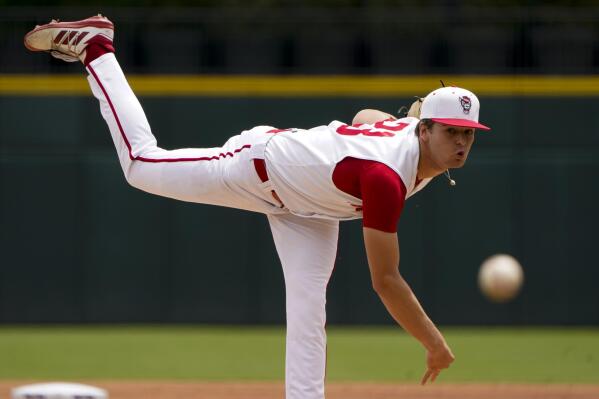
[478, 254, 524, 303]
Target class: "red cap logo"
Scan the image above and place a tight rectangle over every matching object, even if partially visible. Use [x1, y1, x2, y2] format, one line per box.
[459, 96, 472, 114]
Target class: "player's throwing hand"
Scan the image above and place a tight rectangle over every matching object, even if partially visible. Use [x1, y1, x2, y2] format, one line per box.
[421, 343, 455, 385]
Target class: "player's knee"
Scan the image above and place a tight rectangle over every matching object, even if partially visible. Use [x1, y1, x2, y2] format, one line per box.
[124, 169, 138, 187]
[123, 166, 148, 191]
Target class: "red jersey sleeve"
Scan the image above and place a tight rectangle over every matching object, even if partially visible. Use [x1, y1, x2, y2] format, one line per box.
[332, 157, 407, 233]
[360, 163, 407, 233]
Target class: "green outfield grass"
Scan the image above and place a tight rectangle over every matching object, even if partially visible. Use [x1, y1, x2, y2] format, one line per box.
[0, 326, 597, 383]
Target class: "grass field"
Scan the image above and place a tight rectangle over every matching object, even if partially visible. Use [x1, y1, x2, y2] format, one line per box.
[0, 326, 597, 384]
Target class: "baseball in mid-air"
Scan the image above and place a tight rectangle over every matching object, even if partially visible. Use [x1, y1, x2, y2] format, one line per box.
[478, 254, 524, 303]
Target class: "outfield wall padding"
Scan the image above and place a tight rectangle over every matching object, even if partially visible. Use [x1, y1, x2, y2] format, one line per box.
[1, 96, 597, 325]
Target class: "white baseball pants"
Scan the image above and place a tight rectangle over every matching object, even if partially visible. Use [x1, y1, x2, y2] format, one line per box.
[86, 53, 338, 399]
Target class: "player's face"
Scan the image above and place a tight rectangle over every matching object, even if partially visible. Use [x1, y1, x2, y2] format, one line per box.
[425, 123, 475, 169]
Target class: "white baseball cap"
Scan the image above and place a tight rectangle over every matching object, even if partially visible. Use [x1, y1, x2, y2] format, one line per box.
[420, 87, 491, 131]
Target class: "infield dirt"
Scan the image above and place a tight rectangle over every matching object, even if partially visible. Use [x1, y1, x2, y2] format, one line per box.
[2, 381, 599, 399]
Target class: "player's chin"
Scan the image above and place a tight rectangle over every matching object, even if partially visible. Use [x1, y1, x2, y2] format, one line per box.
[448, 157, 468, 169]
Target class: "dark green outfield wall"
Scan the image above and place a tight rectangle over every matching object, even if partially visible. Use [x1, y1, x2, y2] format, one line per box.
[1, 95, 598, 325]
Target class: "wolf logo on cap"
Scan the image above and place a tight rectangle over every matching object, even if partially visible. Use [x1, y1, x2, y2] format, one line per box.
[459, 96, 472, 114]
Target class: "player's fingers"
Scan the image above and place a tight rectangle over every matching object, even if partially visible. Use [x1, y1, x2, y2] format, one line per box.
[430, 369, 441, 383]
[420, 369, 432, 385]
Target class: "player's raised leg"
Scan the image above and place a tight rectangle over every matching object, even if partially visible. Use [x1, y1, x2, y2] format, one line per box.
[24, 16, 275, 212]
[267, 213, 339, 399]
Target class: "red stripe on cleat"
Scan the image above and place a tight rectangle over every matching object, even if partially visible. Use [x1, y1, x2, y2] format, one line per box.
[67, 31, 78, 44]
[53, 30, 67, 44]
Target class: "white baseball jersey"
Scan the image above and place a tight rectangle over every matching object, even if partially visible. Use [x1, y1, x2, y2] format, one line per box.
[264, 117, 432, 220]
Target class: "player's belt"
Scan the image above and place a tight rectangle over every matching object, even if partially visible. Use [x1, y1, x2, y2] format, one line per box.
[253, 159, 285, 208]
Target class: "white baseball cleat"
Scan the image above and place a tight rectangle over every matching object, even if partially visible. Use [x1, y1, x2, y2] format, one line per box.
[24, 14, 114, 63]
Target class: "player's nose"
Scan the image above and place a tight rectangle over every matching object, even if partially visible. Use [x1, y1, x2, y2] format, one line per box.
[455, 132, 467, 146]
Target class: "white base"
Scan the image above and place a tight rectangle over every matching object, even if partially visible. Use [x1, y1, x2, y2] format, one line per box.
[12, 382, 108, 399]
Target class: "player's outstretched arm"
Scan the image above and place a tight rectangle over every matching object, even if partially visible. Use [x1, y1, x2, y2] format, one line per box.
[363, 227, 455, 385]
[352, 109, 397, 125]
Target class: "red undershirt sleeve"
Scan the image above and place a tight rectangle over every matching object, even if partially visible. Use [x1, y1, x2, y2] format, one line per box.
[360, 163, 407, 233]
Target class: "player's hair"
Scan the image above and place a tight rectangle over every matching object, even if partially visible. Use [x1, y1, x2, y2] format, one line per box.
[414, 119, 435, 136]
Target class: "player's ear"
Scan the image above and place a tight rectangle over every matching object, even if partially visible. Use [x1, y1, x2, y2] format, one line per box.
[418, 123, 430, 142]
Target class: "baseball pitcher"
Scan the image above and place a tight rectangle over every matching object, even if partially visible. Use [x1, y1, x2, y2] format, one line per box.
[24, 15, 491, 399]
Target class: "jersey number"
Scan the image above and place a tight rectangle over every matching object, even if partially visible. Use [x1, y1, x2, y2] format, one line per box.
[336, 121, 409, 137]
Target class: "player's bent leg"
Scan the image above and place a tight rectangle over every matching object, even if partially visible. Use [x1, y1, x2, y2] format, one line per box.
[268, 214, 339, 399]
